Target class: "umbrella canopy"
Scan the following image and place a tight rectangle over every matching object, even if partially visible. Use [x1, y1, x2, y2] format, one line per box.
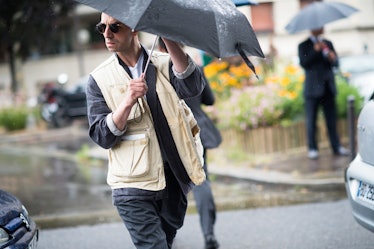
[75, 0, 264, 76]
[232, 0, 259, 6]
[285, 1, 359, 34]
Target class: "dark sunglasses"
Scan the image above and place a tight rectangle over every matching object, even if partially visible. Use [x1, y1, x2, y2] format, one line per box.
[95, 23, 121, 34]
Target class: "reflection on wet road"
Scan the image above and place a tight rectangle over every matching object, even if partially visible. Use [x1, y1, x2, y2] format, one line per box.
[0, 130, 113, 217]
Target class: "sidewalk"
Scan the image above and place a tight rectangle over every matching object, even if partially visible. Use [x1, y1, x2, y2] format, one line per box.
[88, 139, 351, 188]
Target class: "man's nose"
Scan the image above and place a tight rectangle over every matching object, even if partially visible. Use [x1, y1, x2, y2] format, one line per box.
[104, 27, 113, 37]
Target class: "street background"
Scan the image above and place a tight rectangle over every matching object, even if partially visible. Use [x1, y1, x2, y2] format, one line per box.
[37, 200, 374, 249]
[1, 124, 370, 249]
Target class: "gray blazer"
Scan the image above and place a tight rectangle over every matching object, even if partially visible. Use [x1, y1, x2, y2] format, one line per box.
[185, 78, 222, 149]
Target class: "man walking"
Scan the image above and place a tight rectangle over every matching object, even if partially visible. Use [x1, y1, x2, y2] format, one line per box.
[86, 12, 206, 249]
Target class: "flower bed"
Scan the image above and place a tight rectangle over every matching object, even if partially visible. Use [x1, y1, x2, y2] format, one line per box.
[204, 59, 363, 132]
[203, 59, 362, 158]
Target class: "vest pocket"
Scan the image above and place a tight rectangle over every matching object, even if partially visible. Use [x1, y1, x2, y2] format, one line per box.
[110, 134, 150, 178]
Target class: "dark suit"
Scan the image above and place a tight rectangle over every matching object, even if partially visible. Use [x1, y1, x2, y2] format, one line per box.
[185, 83, 222, 150]
[298, 37, 342, 154]
[185, 78, 222, 243]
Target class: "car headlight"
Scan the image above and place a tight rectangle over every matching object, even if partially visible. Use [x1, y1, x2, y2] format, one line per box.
[0, 227, 10, 244]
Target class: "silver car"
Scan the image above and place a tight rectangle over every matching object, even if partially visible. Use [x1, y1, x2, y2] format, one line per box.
[345, 94, 374, 232]
[339, 54, 374, 102]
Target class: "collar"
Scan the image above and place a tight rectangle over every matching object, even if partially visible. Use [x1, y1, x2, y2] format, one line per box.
[116, 46, 151, 79]
[309, 35, 323, 44]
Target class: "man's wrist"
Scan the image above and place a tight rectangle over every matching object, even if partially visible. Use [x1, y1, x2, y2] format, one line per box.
[172, 56, 196, 79]
[106, 112, 127, 136]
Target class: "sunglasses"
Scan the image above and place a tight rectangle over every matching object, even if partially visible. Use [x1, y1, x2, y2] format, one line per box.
[95, 23, 121, 34]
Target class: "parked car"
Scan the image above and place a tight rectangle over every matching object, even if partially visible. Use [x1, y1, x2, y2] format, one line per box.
[0, 189, 38, 249]
[39, 76, 88, 128]
[345, 93, 374, 232]
[339, 54, 374, 102]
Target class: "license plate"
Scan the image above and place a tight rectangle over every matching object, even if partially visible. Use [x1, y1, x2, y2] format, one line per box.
[357, 181, 374, 204]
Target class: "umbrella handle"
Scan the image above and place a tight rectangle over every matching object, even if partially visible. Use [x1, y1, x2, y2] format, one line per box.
[143, 36, 160, 75]
[236, 43, 259, 80]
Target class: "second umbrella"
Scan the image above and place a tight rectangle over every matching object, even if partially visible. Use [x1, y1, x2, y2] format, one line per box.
[285, 1, 359, 34]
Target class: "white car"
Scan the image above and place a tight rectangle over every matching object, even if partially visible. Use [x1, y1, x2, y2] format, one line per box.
[339, 54, 374, 102]
[345, 94, 374, 232]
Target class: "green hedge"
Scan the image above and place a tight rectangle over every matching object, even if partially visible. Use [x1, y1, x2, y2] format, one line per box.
[0, 106, 28, 131]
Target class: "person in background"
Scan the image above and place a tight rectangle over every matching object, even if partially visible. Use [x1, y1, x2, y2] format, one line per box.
[86, 13, 207, 249]
[298, 27, 350, 160]
[158, 39, 222, 249]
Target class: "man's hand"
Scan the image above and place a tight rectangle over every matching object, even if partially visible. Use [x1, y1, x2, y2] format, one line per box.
[112, 74, 148, 131]
[326, 50, 337, 62]
[125, 74, 148, 106]
[314, 41, 336, 62]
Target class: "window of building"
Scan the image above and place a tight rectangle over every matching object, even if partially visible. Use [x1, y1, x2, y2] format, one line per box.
[250, 2, 274, 33]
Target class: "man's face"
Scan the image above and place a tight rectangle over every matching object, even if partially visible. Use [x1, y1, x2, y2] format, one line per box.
[311, 27, 324, 37]
[98, 13, 134, 52]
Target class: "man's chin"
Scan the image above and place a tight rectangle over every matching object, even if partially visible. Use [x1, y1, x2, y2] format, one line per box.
[106, 44, 116, 51]
[106, 47, 117, 52]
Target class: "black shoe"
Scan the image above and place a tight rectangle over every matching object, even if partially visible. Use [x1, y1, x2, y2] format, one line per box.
[205, 235, 219, 249]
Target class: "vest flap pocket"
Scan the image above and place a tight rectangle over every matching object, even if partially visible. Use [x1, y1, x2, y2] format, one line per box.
[110, 134, 150, 179]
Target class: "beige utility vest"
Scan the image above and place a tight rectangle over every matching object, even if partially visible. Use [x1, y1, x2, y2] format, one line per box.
[91, 52, 205, 191]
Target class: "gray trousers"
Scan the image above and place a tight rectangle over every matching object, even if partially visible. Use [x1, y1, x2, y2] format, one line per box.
[192, 150, 217, 241]
[115, 169, 187, 249]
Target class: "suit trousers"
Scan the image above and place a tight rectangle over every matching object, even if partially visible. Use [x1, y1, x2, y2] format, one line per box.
[115, 168, 187, 249]
[192, 150, 217, 240]
[305, 91, 341, 153]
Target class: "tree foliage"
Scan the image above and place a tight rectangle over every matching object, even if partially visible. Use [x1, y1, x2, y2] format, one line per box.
[0, 0, 76, 93]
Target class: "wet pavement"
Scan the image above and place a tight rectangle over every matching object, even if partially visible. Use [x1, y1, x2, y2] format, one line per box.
[0, 125, 113, 217]
[0, 124, 351, 228]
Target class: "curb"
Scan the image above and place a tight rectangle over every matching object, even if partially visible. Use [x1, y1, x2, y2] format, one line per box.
[209, 164, 345, 187]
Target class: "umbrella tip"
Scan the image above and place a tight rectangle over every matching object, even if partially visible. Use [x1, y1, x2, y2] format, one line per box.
[235, 43, 260, 80]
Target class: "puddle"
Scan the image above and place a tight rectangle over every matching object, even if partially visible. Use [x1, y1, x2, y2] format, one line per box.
[0, 138, 113, 217]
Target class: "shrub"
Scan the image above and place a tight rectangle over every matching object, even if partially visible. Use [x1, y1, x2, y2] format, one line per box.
[335, 75, 364, 118]
[0, 106, 28, 131]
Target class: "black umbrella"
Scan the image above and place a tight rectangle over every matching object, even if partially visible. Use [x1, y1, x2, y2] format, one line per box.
[75, 0, 264, 77]
[285, 1, 359, 34]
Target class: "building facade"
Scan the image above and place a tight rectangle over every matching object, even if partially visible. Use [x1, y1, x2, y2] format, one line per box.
[0, 0, 373, 104]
